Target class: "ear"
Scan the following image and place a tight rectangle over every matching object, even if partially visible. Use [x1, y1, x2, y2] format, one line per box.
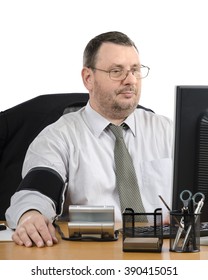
[81, 67, 94, 91]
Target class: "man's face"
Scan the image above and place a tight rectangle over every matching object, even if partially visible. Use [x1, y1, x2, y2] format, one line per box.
[82, 42, 142, 122]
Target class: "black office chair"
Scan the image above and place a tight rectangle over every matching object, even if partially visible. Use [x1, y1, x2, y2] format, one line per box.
[0, 93, 89, 220]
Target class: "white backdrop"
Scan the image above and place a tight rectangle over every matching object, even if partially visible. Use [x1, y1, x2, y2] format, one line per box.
[1, 0, 208, 119]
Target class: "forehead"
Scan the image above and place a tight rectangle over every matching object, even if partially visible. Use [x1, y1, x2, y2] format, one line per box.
[96, 42, 140, 67]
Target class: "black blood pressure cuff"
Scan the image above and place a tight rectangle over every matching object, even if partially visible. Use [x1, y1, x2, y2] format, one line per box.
[17, 168, 66, 214]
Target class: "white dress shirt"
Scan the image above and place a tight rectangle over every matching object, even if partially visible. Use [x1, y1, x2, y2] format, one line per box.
[6, 102, 173, 228]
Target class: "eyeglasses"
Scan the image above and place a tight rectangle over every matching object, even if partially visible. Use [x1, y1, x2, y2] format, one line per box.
[90, 64, 150, 81]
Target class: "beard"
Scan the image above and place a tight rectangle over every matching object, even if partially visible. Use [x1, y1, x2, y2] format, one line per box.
[92, 82, 140, 120]
[113, 87, 138, 111]
[111, 98, 137, 116]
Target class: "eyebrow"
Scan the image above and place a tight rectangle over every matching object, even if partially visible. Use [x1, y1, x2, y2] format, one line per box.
[108, 63, 141, 69]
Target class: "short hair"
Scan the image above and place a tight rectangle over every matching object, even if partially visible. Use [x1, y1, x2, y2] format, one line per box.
[83, 31, 138, 68]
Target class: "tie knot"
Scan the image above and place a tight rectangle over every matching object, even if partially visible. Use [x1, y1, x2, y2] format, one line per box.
[109, 124, 124, 139]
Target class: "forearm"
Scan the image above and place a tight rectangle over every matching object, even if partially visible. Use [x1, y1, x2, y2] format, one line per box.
[5, 190, 56, 229]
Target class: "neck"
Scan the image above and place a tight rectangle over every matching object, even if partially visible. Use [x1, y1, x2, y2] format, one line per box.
[89, 101, 134, 126]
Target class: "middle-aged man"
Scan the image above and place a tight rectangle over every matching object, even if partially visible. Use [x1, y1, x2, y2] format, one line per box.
[6, 31, 173, 247]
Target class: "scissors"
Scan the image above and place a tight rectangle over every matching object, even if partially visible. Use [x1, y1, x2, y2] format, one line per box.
[172, 190, 205, 251]
[180, 190, 205, 213]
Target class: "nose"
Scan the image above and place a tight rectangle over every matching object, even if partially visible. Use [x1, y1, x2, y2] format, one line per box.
[123, 70, 138, 84]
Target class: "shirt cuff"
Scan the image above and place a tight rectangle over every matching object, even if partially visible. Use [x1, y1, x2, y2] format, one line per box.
[5, 190, 56, 229]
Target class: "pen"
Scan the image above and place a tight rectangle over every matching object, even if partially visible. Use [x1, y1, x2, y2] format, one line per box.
[158, 195, 171, 211]
[158, 195, 182, 228]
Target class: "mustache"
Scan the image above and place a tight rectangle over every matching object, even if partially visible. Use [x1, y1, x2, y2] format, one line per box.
[116, 86, 136, 95]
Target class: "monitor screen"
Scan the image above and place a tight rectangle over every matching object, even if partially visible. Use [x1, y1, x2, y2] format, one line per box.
[172, 85, 208, 223]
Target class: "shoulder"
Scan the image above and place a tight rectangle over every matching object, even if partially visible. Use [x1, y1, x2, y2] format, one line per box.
[134, 106, 173, 138]
[135, 106, 172, 126]
[41, 107, 85, 132]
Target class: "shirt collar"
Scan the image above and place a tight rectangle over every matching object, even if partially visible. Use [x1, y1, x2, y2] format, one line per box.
[122, 112, 136, 136]
[84, 102, 109, 137]
[83, 101, 136, 137]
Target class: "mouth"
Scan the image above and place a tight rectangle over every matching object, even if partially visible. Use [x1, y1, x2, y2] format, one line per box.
[117, 86, 136, 97]
[118, 90, 135, 98]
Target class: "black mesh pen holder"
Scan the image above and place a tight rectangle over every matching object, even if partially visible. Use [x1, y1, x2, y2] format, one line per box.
[169, 210, 201, 252]
[122, 208, 163, 252]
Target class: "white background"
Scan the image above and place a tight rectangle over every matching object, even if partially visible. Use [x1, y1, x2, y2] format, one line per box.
[1, 0, 208, 268]
[1, 0, 208, 120]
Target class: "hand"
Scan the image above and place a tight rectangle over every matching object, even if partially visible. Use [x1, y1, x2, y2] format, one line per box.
[12, 210, 58, 247]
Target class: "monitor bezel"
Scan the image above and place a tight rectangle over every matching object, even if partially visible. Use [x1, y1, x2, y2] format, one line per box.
[172, 85, 208, 223]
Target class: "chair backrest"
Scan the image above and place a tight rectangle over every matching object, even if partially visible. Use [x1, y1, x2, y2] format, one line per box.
[0, 93, 89, 220]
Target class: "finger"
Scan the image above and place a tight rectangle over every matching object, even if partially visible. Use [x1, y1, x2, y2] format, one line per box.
[20, 223, 45, 247]
[48, 222, 58, 244]
[12, 232, 24, 246]
[13, 226, 34, 247]
[34, 220, 56, 246]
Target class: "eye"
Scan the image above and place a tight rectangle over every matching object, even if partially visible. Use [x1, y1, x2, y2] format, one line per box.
[110, 68, 123, 74]
[132, 67, 141, 73]
[110, 68, 123, 78]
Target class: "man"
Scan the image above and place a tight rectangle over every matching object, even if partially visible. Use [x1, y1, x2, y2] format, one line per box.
[6, 31, 173, 247]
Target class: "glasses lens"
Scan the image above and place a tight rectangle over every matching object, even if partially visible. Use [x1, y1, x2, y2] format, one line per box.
[139, 66, 149, 79]
[109, 66, 149, 80]
[109, 69, 124, 80]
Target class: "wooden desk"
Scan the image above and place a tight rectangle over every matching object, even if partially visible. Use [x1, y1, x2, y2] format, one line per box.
[0, 222, 207, 260]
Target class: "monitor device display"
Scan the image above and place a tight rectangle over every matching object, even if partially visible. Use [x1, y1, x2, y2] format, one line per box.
[172, 85, 208, 223]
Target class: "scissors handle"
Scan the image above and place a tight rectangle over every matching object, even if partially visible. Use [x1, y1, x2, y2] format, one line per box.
[192, 192, 205, 204]
[180, 190, 192, 209]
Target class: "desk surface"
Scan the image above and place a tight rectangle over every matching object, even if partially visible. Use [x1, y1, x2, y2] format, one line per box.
[0, 222, 207, 260]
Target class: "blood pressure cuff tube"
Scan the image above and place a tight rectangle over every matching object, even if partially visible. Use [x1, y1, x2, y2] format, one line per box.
[17, 168, 65, 215]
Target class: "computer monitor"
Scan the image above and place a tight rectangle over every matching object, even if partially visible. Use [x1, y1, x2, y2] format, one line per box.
[172, 85, 208, 223]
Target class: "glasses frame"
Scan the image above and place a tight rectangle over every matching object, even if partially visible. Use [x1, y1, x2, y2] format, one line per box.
[89, 64, 150, 81]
